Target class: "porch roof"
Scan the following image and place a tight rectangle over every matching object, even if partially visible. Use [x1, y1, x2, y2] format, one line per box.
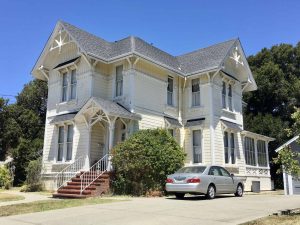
[164, 116, 182, 128]
[49, 112, 78, 124]
[241, 130, 275, 142]
[220, 119, 242, 131]
[76, 97, 141, 120]
[185, 118, 205, 127]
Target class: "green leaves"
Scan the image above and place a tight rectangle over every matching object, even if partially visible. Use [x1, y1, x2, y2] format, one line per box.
[273, 147, 300, 176]
[111, 129, 185, 196]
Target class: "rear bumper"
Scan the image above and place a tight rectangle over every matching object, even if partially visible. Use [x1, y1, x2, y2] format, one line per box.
[165, 183, 206, 194]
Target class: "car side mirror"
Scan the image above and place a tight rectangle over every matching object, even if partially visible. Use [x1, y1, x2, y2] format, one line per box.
[230, 173, 234, 177]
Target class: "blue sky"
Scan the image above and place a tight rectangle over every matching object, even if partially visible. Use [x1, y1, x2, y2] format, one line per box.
[0, 0, 299, 102]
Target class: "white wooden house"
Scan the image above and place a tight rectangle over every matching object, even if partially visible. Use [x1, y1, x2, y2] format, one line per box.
[32, 21, 274, 195]
[275, 136, 300, 195]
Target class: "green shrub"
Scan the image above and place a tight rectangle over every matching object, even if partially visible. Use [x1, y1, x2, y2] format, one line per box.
[112, 129, 186, 196]
[24, 158, 43, 192]
[0, 166, 12, 189]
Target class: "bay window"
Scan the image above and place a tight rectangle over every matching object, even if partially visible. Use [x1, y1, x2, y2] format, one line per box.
[257, 140, 267, 167]
[244, 137, 255, 166]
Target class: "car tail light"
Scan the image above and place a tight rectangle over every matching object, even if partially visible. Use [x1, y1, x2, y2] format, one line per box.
[187, 178, 201, 183]
[166, 178, 174, 183]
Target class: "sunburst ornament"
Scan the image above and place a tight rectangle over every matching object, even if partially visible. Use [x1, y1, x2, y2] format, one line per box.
[230, 47, 244, 66]
[50, 30, 67, 54]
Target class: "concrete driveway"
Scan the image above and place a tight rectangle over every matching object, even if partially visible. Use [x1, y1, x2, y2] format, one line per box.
[1, 194, 300, 225]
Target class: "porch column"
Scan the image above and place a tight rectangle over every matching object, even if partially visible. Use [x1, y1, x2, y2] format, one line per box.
[85, 127, 92, 170]
[107, 118, 116, 171]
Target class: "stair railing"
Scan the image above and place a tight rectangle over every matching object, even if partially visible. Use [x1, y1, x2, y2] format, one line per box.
[80, 154, 109, 194]
[55, 155, 86, 190]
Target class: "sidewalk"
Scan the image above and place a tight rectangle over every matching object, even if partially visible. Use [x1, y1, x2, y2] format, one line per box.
[0, 190, 55, 207]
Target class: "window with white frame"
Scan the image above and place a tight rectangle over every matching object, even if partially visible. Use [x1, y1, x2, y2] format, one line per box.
[224, 131, 229, 163]
[66, 125, 74, 161]
[115, 65, 123, 97]
[222, 81, 226, 109]
[168, 129, 174, 137]
[121, 123, 126, 142]
[228, 84, 233, 111]
[70, 70, 77, 100]
[61, 73, 68, 102]
[191, 78, 200, 106]
[167, 76, 173, 106]
[61, 69, 77, 102]
[57, 124, 74, 162]
[57, 126, 64, 162]
[244, 137, 255, 166]
[257, 140, 267, 167]
[192, 130, 202, 163]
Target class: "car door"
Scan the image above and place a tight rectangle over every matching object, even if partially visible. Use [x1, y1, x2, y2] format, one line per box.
[208, 166, 225, 193]
[218, 167, 235, 193]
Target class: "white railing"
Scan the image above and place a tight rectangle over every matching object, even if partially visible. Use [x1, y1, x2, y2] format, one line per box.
[80, 154, 109, 194]
[55, 155, 86, 190]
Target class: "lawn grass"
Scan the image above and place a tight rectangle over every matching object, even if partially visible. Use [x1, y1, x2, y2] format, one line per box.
[241, 215, 300, 225]
[0, 193, 25, 202]
[0, 197, 126, 217]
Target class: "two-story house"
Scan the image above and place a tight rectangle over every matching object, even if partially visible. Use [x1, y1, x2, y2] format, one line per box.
[32, 21, 274, 194]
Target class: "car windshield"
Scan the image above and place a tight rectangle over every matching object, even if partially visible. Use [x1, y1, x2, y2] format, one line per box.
[176, 166, 206, 174]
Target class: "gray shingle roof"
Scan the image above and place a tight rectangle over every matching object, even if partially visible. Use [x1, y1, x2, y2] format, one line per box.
[49, 112, 78, 124]
[220, 119, 242, 131]
[60, 21, 237, 76]
[92, 97, 141, 120]
[164, 116, 182, 127]
[185, 118, 205, 127]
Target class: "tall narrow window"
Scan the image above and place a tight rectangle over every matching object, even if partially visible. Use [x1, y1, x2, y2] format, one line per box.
[168, 129, 174, 137]
[66, 125, 73, 161]
[115, 65, 123, 97]
[228, 84, 233, 111]
[167, 76, 173, 106]
[70, 70, 77, 100]
[257, 140, 267, 167]
[191, 78, 200, 106]
[57, 126, 64, 161]
[244, 137, 255, 166]
[62, 73, 68, 102]
[222, 81, 226, 109]
[224, 132, 229, 163]
[193, 130, 202, 163]
[121, 123, 126, 142]
[230, 133, 235, 164]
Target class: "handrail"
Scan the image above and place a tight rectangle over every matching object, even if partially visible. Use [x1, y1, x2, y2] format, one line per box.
[80, 154, 109, 194]
[55, 155, 86, 190]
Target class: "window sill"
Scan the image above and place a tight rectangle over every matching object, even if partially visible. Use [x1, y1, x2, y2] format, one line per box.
[57, 99, 77, 106]
[222, 108, 235, 115]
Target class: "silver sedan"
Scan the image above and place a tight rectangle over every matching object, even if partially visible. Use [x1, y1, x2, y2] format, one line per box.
[165, 165, 244, 199]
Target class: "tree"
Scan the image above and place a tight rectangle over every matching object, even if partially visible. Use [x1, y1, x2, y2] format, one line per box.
[245, 42, 300, 188]
[112, 129, 186, 196]
[273, 147, 300, 176]
[0, 79, 47, 184]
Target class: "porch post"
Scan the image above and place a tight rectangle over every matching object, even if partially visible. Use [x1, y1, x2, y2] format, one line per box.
[107, 118, 116, 171]
[85, 127, 91, 170]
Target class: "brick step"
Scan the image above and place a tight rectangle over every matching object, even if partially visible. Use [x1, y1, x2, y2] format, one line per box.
[71, 177, 107, 183]
[53, 193, 87, 199]
[76, 174, 109, 179]
[67, 181, 101, 186]
[57, 189, 92, 195]
[62, 185, 96, 190]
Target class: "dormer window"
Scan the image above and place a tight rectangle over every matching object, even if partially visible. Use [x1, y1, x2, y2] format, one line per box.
[61, 69, 77, 102]
[115, 65, 123, 97]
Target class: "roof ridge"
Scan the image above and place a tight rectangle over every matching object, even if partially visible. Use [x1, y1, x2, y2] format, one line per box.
[176, 38, 238, 58]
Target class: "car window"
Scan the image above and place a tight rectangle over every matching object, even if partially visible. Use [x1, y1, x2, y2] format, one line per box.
[209, 167, 221, 176]
[219, 167, 230, 177]
[176, 166, 206, 174]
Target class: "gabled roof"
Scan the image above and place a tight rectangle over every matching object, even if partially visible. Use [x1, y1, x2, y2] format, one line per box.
[59, 21, 237, 76]
[275, 136, 300, 152]
[33, 21, 255, 88]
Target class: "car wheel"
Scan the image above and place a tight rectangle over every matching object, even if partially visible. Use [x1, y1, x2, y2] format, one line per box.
[235, 184, 243, 197]
[175, 193, 185, 199]
[206, 184, 215, 200]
